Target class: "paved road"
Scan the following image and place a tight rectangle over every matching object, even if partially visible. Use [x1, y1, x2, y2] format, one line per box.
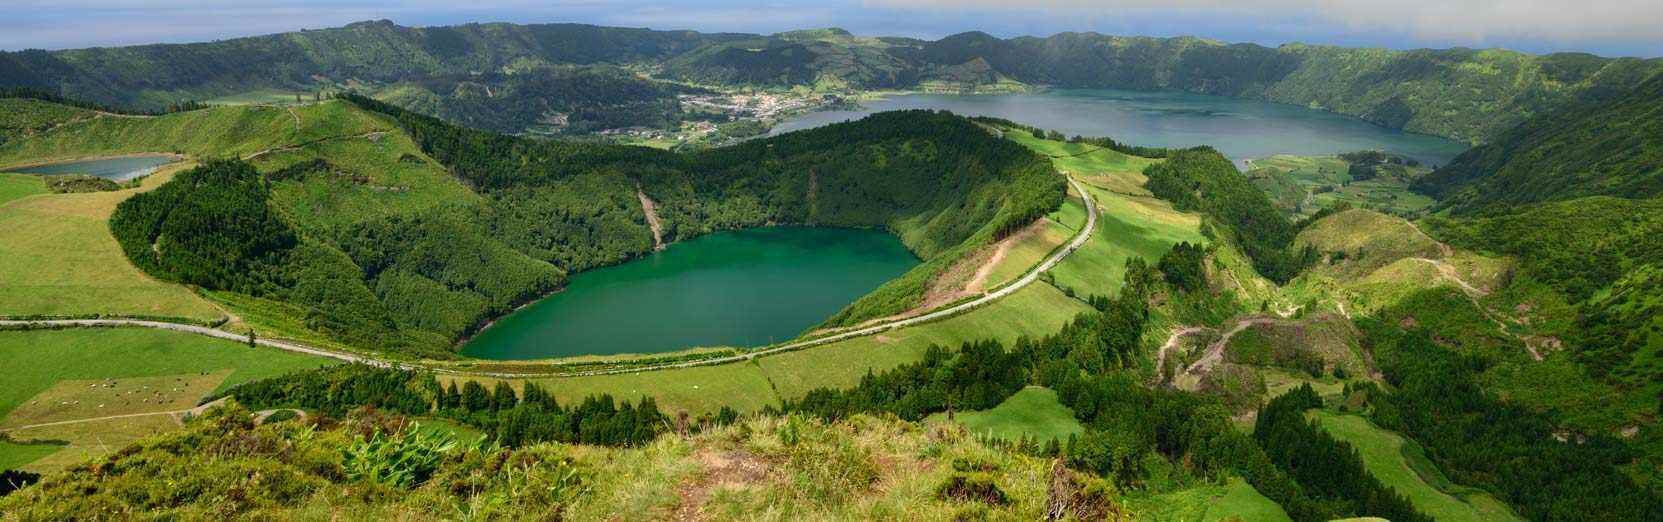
[2, 177, 1097, 378]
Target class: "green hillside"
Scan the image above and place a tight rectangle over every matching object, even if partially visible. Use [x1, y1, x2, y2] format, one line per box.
[0, 94, 1064, 356]
[1415, 74, 1663, 213]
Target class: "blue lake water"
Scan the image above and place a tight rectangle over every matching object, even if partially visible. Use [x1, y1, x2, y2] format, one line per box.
[774, 89, 1469, 167]
[8, 155, 180, 181]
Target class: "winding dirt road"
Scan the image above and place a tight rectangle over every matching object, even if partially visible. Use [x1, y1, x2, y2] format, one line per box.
[2, 177, 1099, 378]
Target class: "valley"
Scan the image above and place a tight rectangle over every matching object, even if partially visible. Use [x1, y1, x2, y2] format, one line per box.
[1, 15, 1661, 522]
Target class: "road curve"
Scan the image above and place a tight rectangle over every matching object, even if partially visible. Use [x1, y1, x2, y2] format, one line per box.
[2, 177, 1097, 378]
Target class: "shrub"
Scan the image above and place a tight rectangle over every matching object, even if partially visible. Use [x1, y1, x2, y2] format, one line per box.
[341, 423, 461, 489]
[936, 472, 1009, 505]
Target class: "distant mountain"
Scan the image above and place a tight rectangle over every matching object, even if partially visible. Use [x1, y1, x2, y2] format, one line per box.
[3, 20, 1661, 142]
[1413, 74, 1663, 214]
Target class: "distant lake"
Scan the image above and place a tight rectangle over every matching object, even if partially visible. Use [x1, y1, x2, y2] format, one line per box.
[461, 227, 918, 360]
[7, 155, 179, 181]
[774, 89, 1469, 167]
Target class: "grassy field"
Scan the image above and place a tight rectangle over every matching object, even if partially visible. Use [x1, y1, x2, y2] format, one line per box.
[1050, 177, 1206, 298]
[1245, 155, 1434, 219]
[0, 439, 62, 471]
[926, 386, 1084, 442]
[0, 98, 92, 139]
[0, 328, 331, 472]
[0, 172, 46, 206]
[0, 328, 331, 420]
[0, 100, 388, 164]
[251, 125, 479, 237]
[3, 415, 183, 473]
[1129, 477, 1292, 521]
[1309, 410, 1521, 522]
[1004, 130, 1161, 177]
[0, 164, 224, 321]
[1, 370, 233, 429]
[759, 282, 1090, 402]
[998, 129, 1206, 299]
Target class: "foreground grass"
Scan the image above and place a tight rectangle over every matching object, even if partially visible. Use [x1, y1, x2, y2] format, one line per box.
[926, 386, 1084, 443]
[1308, 410, 1521, 522]
[0, 164, 223, 321]
[3, 406, 1124, 520]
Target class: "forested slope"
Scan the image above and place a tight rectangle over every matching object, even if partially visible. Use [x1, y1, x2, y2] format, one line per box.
[1413, 74, 1663, 213]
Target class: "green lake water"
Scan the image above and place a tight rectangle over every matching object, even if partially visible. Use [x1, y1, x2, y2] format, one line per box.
[461, 227, 918, 360]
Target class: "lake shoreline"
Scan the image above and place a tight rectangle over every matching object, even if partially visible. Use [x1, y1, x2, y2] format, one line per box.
[459, 226, 920, 361]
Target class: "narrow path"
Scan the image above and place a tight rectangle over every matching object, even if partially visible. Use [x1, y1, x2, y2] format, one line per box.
[0, 177, 1100, 379]
[1, 408, 192, 432]
[965, 220, 1042, 293]
[1398, 220, 1540, 360]
[1153, 326, 1212, 382]
[1179, 317, 1279, 380]
[241, 131, 385, 161]
[285, 106, 302, 133]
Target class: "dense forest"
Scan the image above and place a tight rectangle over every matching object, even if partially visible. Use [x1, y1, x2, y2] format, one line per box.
[375, 65, 709, 135]
[1424, 197, 1663, 394]
[1414, 73, 1663, 214]
[1143, 148, 1313, 283]
[1359, 306, 1663, 520]
[4, 20, 1659, 141]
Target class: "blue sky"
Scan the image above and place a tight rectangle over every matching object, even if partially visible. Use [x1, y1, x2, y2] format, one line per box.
[4, 1, 1660, 58]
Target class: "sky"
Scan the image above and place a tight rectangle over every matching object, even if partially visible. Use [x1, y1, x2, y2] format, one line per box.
[3, 0, 1660, 58]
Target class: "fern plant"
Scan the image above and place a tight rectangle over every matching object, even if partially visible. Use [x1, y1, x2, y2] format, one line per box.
[341, 423, 459, 488]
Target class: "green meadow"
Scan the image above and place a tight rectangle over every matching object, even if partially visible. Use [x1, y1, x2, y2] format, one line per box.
[0, 165, 224, 321]
[1245, 155, 1434, 219]
[0, 172, 47, 206]
[0, 328, 331, 471]
[927, 386, 1084, 442]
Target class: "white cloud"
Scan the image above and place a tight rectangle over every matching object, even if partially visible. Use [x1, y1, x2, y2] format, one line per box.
[865, 0, 1663, 45]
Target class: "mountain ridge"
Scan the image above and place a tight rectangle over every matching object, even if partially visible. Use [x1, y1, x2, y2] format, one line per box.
[5, 20, 1661, 143]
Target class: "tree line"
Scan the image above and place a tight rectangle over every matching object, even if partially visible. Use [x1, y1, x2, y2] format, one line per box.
[223, 364, 691, 447]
